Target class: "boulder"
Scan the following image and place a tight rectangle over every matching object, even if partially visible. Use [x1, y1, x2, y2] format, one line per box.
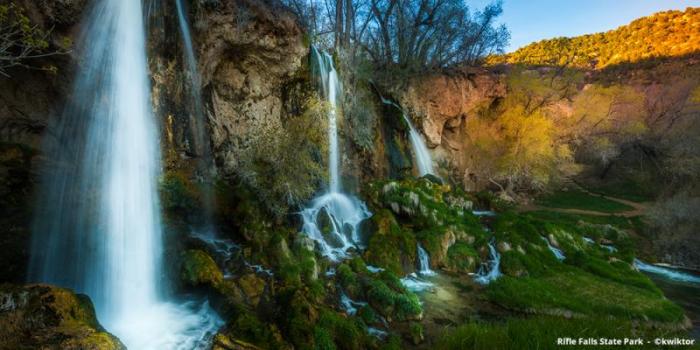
[0, 284, 125, 350]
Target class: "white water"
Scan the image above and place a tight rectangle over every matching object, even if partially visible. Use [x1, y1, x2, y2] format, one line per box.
[366, 265, 385, 273]
[339, 291, 367, 315]
[541, 236, 566, 261]
[634, 259, 700, 284]
[29, 0, 222, 348]
[472, 210, 497, 217]
[367, 327, 389, 339]
[380, 97, 435, 176]
[300, 47, 371, 261]
[417, 243, 437, 276]
[474, 241, 502, 285]
[400, 273, 435, 292]
[601, 244, 618, 253]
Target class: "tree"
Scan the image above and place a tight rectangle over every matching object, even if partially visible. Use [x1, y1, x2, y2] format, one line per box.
[281, 0, 509, 71]
[0, 3, 66, 77]
[461, 69, 576, 194]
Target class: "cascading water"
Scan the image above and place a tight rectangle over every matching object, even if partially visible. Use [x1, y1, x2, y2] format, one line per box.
[301, 47, 371, 261]
[381, 98, 435, 176]
[634, 259, 700, 284]
[474, 240, 502, 285]
[541, 236, 566, 261]
[28, 0, 221, 348]
[417, 243, 437, 276]
[175, 0, 216, 228]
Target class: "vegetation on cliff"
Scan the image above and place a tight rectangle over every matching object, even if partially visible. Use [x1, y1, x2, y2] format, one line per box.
[490, 7, 700, 69]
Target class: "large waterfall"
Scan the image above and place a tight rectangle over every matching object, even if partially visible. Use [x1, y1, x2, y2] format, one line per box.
[28, 0, 221, 348]
[380, 98, 435, 176]
[301, 48, 371, 261]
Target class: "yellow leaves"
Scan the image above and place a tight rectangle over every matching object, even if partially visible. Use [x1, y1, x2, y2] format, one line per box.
[690, 86, 700, 104]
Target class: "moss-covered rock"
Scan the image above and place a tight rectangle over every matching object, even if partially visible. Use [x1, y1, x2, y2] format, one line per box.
[180, 249, 224, 287]
[363, 209, 417, 275]
[445, 241, 478, 273]
[0, 284, 125, 350]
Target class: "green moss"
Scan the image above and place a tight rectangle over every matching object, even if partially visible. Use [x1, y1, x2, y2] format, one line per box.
[313, 327, 336, 350]
[446, 242, 478, 272]
[313, 310, 368, 350]
[180, 249, 223, 287]
[159, 171, 198, 213]
[225, 311, 287, 349]
[0, 284, 124, 349]
[409, 322, 424, 345]
[364, 210, 416, 275]
[363, 275, 422, 321]
[337, 263, 361, 297]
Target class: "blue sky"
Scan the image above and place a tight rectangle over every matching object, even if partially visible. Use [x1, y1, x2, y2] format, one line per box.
[471, 0, 700, 52]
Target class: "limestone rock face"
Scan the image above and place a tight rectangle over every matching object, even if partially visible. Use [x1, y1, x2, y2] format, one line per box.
[0, 284, 125, 350]
[193, 0, 307, 175]
[396, 68, 505, 148]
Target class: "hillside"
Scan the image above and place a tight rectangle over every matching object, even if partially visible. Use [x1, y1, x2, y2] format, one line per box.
[489, 7, 700, 68]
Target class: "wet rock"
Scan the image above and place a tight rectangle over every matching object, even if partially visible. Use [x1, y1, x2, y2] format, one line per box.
[236, 273, 266, 307]
[498, 241, 512, 253]
[194, 0, 307, 176]
[0, 284, 125, 349]
[396, 68, 505, 148]
[212, 333, 263, 350]
[180, 249, 224, 287]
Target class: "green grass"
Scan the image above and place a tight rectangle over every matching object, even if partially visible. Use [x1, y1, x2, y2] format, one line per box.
[437, 316, 695, 350]
[486, 270, 684, 323]
[585, 179, 656, 203]
[526, 210, 645, 231]
[536, 189, 635, 213]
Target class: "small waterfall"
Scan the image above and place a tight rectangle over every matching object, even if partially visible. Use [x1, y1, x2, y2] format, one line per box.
[541, 236, 566, 261]
[300, 47, 371, 261]
[339, 291, 367, 316]
[400, 273, 435, 292]
[174, 0, 216, 227]
[417, 243, 437, 276]
[380, 98, 435, 176]
[29, 0, 221, 348]
[634, 259, 700, 284]
[474, 240, 502, 285]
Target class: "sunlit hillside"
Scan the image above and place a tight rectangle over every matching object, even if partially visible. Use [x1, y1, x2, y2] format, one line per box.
[489, 7, 700, 68]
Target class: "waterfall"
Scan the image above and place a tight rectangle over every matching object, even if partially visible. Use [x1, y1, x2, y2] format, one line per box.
[634, 259, 700, 284]
[417, 243, 437, 276]
[474, 240, 502, 285]
[541, 236, 566, 261]
[28, 0, 221, 348]
[400, 273, 435, 292]
[339, 291, 367, 316]
[380, 98, 435, 176]
[311, 47, 341, 192]
[175, 0, 216, 228]
[301, 47, 371, 261]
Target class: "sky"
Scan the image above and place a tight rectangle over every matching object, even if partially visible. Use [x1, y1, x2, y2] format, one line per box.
[470, 0, 700, 52]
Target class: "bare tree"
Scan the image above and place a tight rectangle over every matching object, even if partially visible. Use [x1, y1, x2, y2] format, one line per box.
[0, 3, 67, 78]
[282, 0, 508, 70]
